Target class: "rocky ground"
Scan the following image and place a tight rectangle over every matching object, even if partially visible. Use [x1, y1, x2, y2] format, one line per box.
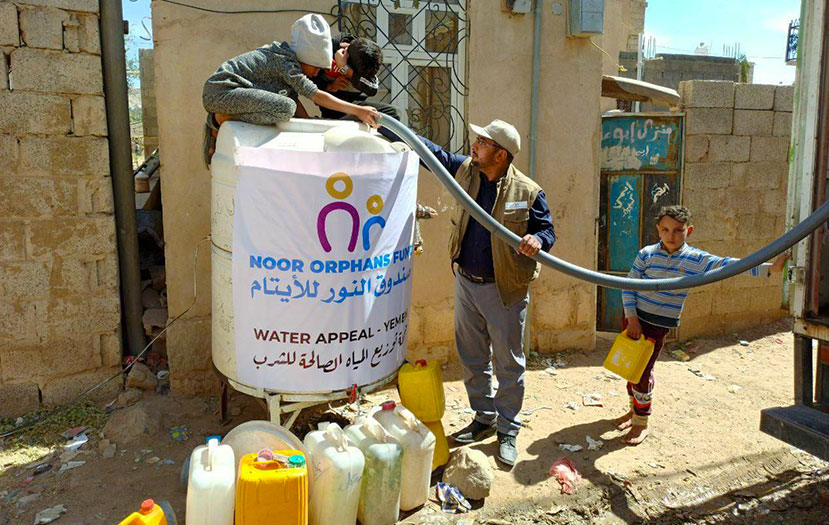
[1, 319, 828, 524]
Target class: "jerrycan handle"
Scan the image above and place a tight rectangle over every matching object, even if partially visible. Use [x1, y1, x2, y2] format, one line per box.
[325, 422, 349, 450]
[415, 359, 427, 367]
[206, 437, 219, 472]
[394, 405, 420, 430]
[363, 416, 387, 441]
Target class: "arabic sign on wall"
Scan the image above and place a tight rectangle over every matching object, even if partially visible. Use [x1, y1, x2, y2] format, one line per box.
[232, 147, 418, 392]
[600, 115, 682, 172]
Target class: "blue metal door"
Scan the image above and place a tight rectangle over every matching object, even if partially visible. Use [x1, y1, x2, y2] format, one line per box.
[597, 114, 684, 331]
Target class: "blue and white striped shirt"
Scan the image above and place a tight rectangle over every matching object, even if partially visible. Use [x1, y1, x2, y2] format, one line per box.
[621, 242, 770, 327]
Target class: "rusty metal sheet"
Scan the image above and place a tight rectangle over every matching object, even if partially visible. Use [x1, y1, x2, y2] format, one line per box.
[601, 114, 682, 172]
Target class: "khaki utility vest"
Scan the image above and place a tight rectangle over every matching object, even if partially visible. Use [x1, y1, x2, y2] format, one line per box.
[448, 158, 543, 306]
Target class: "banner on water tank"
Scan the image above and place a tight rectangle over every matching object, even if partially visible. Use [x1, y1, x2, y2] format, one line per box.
[232, 147, 419, 392]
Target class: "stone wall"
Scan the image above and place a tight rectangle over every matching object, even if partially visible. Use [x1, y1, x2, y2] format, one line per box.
[139, 48, 157, 157]
[0, 0, 121, 417]
[678, 80, 792, 339]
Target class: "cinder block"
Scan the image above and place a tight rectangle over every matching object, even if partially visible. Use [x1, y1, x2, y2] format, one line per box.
[735, 83, 775, 110]
[40, 366, 120, 407]
[683, 162, 732, 190]
[0, 91, 71, 134]
[10, 47, 102, 94]
[733, 110, 773, 136]
[94, 255, 119, 289]
[0, 337, 98, 382]
[773, 111, 792, 137]
[0, 260, 51, 300]
[79, 177, 115, 215]
[0, 300, 40, 344]
[45, 295, 120, 337]
[685, 107, 733, 135]
[72, 95, 107, 136]
[685, 135, 709, 162]
[0, 177, 77, 218]
[732, 162, 787, 190]
[0, 222, 25, 260]
[78, 13, 98, 54]
[28, 217, 116, 257]
[774, 85, 794, 112]
[707, 135, 750, 162]
[0, 50, 8, 90]
[19, 135, 109, 176]
[0, 382, 41, 417]
[14, 0, 98, 13]
[50, 257, 95, 295]
[0, 135, 19, 169]
[711, 288, 755, 316]
[19, 6, 68, 50]
[679, 80, 734, 108]
[750, 136, 790, 163]
[100, 331, 122, 367]
[762, 191, 787, 215]
[0, 3, 19, 46]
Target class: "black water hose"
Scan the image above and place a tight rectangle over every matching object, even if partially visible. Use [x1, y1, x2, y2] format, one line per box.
[380, 115, 829, 292]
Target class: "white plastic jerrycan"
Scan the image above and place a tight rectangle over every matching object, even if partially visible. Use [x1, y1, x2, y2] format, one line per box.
[303, 422, 365, 525]
[344, 416, 403, 525]
[373, 401, 436, 511]
[186, 437, 236, 525]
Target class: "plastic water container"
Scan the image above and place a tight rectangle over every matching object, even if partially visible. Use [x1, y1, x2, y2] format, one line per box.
[220, 420, 312, 486]
[344, 416, 403, 525]
[603, 331, 656, 383]
[398, 360, 445, 422]
[185, 438, 235, 524]
[235, 450, 308, 525]
[424, 420, 449, 471]
[118, 499, 171, 525]
[373, 402, 435, 511]
[303, 422, 364, 525]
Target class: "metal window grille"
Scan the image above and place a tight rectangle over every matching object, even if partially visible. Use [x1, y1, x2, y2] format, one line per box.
[336, 0, 469, 153]
[786, 19, 799, 66]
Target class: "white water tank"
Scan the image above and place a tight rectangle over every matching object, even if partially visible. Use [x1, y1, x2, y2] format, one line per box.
[210, 119, 405, 389]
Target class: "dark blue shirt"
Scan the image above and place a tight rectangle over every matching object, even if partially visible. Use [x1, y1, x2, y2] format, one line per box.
[413, 135, 556, 278]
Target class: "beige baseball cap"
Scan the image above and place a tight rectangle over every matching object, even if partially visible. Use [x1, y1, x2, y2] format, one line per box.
[469, 119, 521, 156]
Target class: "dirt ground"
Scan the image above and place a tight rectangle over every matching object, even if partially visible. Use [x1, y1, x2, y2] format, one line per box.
[2, 319, 828, 524]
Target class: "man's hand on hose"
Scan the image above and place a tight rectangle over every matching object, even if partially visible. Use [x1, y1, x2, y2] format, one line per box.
[516, 234, 541, 256]
[769, 251, 790, 274]
[625, 316, 642, 340]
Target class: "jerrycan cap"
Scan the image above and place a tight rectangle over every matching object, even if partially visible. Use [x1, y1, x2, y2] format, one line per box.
[140, 499, 155, 513]
[381, 401, 396, 411]
[288, 454, 305, 467]
[415, 359, 427, 367]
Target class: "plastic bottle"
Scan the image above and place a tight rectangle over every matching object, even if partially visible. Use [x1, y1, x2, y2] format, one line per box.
[303, 423, 364, 525]
[373, 402, 435, 510]
[344, 416, 403, 525]
[235, 450, 308, 525]
[397, 360, 445, 422]
[185, 438, 235, 524]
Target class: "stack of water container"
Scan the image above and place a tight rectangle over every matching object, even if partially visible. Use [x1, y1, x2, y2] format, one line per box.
[184, 402, 438, 525]
[397, 360, 450, 471]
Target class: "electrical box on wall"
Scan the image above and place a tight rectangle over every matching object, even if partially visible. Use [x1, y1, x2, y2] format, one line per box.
[568, 0, 604, 37]
[502, 0, 533, 14]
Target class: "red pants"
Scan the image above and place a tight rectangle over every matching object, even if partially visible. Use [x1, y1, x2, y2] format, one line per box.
[622, 317, 670, 418]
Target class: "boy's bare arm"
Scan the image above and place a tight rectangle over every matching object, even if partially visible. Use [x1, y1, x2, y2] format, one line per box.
[311, 91, 380, 127]
[769, 252, 790, 274]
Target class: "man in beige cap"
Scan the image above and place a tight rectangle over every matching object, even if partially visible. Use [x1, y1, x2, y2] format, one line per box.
[407, 120, 556, 466]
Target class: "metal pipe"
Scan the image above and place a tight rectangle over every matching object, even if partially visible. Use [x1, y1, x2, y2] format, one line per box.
[100, 0, 146, 356]
[529, 0, 542, 180]
[380, 114, 829, 291]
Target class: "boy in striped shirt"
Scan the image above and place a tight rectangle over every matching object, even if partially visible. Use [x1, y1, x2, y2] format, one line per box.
[615, 205, 788, 445]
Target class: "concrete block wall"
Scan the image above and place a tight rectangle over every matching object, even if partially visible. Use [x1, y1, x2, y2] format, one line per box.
[139, 48, 157, 157]
[0, 0, 121, 417]
[678, 80, 792, 339]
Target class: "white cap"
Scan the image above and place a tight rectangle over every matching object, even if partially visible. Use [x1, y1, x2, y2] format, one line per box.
[469, 119, 521, 156]
[290, 14, 332, 69]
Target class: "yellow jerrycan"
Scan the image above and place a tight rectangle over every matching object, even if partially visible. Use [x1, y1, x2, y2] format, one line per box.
[398, 360, 445, 422]
[235, 450, 308, 525]
[424, 420, 449, 471]
[603, 331, 656, 383]
[118, 499, 174, 525]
